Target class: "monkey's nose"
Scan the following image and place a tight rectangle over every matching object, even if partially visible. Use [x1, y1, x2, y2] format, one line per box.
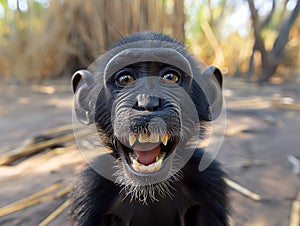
[134, 94, 161, 111]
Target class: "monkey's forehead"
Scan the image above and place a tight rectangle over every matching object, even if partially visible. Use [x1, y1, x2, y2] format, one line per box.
[104, 48, 192, 78]
[88, 40, 193, 79]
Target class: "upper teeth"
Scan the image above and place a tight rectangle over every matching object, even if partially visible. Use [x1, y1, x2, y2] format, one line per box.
[161, 134, 169, 146]
[129, 135, 137, 146]
[149, 133, 159, 143]
[127, 133, 169, 146]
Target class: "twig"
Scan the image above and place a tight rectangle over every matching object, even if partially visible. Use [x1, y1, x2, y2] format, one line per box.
[288, 155, 300, 176]
[224, 160, 270, 168]
[0, 184, 72, 217]
[289, 190, 300, 226]
[273, 101, 300, 111]
[225, 178, 261, 201]
[38, 199, 71, 226]
[31, 85, 56, 94]
[225, 124, 251, 136]
[0, 124, 79, 154]
[0, 129, 88, 166]
[228, 215, 235, 226]
[227, 97, 272, 110]
[0, 181, 63, 216]
[0, 145, 77, 182]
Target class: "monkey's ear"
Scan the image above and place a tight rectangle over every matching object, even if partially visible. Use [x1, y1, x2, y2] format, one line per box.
[71, 70, 95, 125]
[202, 66, 223, 120]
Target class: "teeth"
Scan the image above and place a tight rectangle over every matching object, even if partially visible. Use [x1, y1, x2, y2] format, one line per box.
[127, 133, 169, 145]
[139, 133, 149, 143]
[129, 152, 166, 173]
[149, 133, 159, 143]
[155, 152, 166, 161]
[161, 134, 169, 146]
[129, 134, 137, 146]
[129, 152, 137, 160]
[132, 158, 141, 167]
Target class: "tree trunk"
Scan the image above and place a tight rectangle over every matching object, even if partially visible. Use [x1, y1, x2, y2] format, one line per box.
[246, 43, 257, 81]
[258, 1, 300, 83]
[246, 0, 275, 81]
[173, 0, 185, 42]
[247, 0, 300, 84]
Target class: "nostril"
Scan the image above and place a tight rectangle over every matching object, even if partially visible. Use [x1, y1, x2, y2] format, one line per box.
[150, 105, 159, 111]
[134, 95, 161, 111]
[133, 101, 145, 111]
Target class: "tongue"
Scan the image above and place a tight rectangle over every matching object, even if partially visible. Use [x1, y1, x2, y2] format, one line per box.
[133, 144, 161, 165]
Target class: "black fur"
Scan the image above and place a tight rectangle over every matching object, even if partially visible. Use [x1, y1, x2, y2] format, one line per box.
[70, 32, 229, 226]
[69, 150, 228, 226]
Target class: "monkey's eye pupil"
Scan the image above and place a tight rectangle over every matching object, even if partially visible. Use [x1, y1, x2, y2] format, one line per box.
[116, 73, 135, 86]
[162, 71, 180, 84]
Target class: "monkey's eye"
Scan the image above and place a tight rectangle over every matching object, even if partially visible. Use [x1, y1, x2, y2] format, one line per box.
[161, 70, 180, 84]
[116, 69, 136, 86]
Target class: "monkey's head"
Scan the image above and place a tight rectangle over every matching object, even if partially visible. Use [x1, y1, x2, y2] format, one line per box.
[72, 32, 223, 202]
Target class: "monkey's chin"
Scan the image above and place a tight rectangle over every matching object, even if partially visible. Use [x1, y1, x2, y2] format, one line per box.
[114, 150, 181, 203]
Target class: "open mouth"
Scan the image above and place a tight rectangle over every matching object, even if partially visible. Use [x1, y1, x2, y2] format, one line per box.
[119, 133, 177, 174]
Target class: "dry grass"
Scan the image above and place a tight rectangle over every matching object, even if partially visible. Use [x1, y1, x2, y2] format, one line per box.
[0, 0, 184, 81]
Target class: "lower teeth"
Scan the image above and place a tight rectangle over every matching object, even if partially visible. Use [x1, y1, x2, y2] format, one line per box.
[129, 152, 166, 173]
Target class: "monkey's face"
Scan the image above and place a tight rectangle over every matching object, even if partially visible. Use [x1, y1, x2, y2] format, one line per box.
[72, 39, 223, 202]
[99, 62, 195, 174]
[92, 61, 204, 202]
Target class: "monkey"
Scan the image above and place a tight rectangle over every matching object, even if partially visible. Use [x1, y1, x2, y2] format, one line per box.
[69, 31, 229, 226]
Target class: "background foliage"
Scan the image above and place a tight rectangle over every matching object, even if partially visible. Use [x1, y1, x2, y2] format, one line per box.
[0, 0, 299, 83]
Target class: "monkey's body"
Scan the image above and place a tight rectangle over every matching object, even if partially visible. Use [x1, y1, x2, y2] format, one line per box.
[70, 32, 229, 226]
[70, 150, 228, 226]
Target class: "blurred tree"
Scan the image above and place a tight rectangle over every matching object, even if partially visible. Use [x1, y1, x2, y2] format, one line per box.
[185, 0, 229, 66]
[247, 0, 300, 84]
[0, 0, 185, 80]
[173, 0, 185, 41]
[1, 0, 299, 81]
[200, 0, 226, 66]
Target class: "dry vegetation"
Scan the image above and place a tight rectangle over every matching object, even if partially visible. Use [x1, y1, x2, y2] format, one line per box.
[0, 0, 184, 80]
[0, 0, 299, 82]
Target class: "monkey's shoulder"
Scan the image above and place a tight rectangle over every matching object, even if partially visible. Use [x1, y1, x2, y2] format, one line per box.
[181, 148, 228, 198]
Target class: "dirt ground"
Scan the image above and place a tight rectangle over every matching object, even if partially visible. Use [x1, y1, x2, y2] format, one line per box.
[0, 76, 299, 226]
